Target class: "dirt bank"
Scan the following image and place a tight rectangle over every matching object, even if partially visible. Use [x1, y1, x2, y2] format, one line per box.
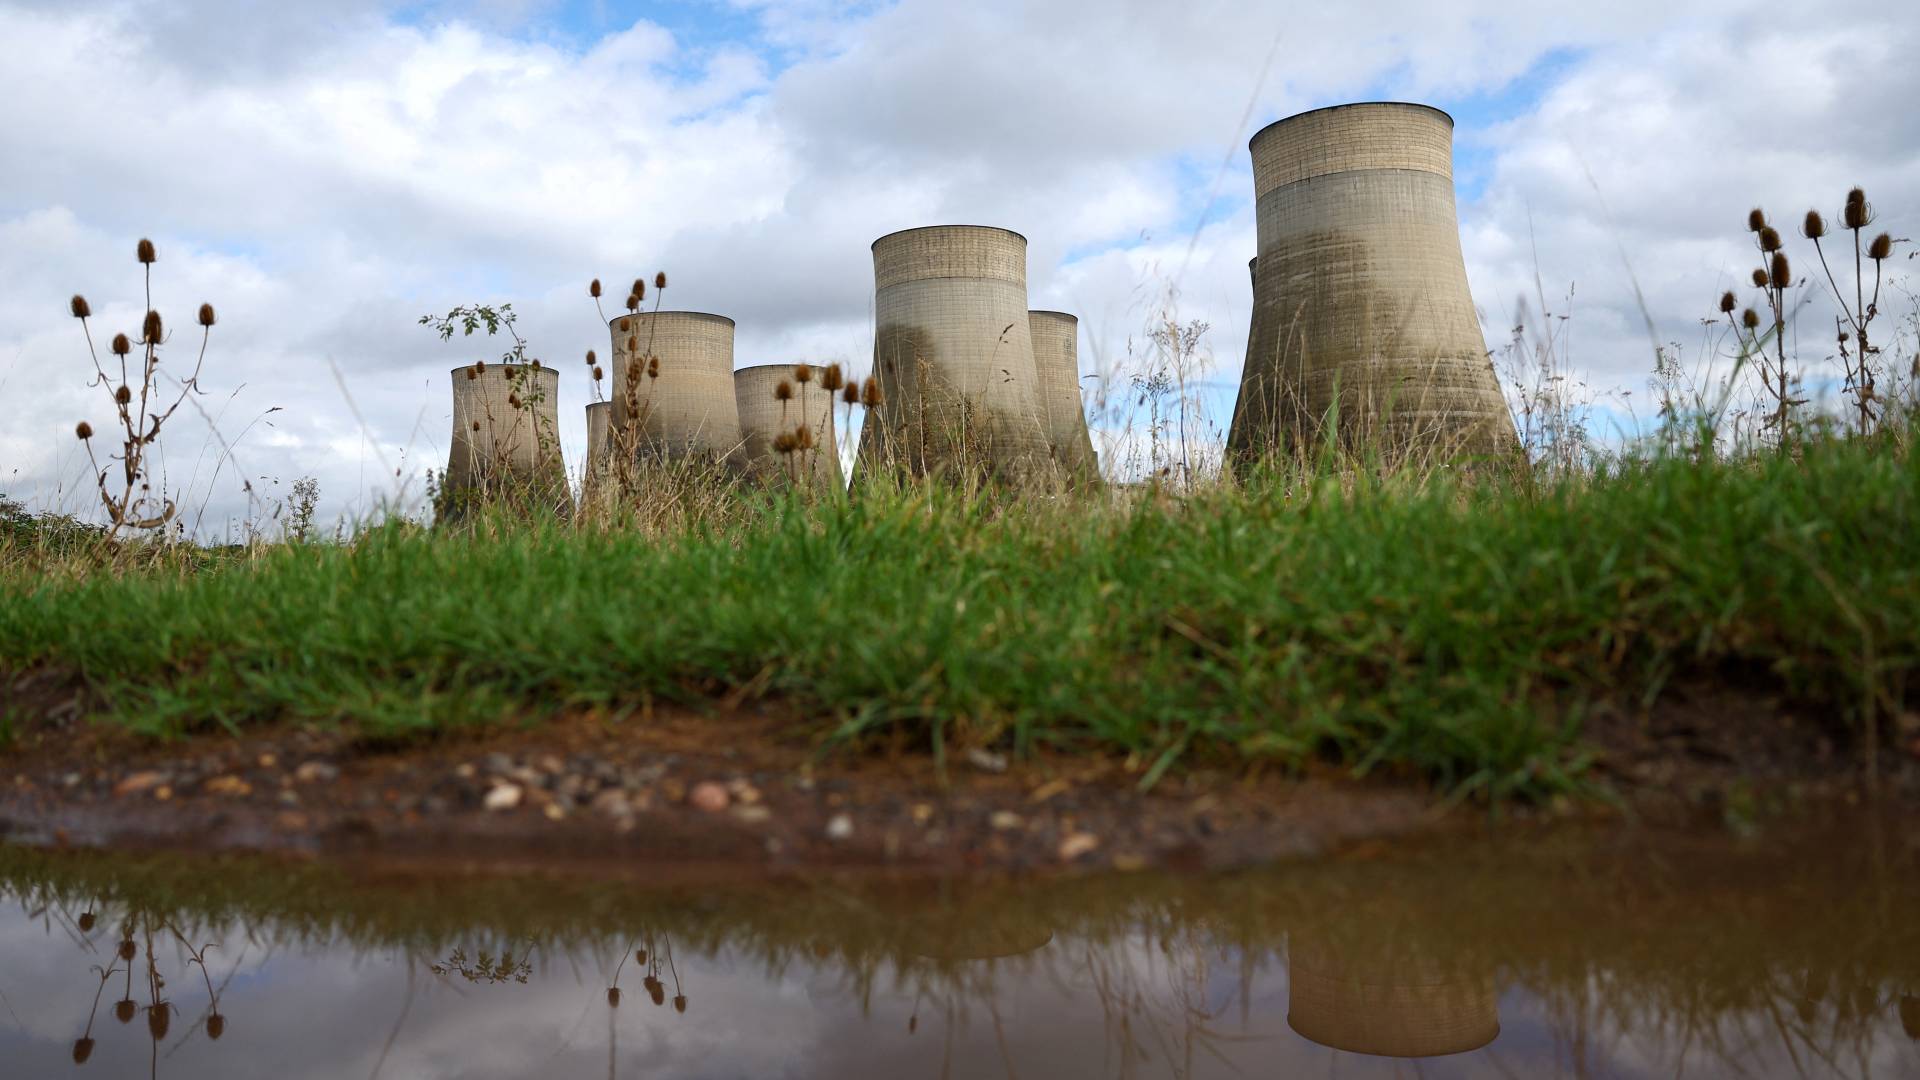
[2, 670, 1914, 873]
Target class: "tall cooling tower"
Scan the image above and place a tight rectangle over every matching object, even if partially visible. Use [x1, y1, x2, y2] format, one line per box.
[1227, 102, 1515, 464]
[443, 362, 567, 517]
[607, 311, 743, 464]
[1027, 310, 1100, 484]
[854, 226, 1050, 482]
[733, 364, 843, 490]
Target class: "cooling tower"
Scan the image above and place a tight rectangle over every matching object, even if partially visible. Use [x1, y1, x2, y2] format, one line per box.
[442, 362, 568, 518]
[1027, 311, 1100, 484]
[733, 364, 843, 490]
[580, 400, 612, 505]
[854, 226, 1051, 483]
[607, 311, 743, 464]
[1227, 102, 1515, 464]
[1287, 939, 1500, 1058]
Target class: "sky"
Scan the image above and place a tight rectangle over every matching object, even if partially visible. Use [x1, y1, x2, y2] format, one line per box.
[1, 0, 1916, 535]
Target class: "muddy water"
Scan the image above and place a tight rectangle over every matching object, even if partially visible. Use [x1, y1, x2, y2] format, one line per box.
[1, 823, 1915, 1078]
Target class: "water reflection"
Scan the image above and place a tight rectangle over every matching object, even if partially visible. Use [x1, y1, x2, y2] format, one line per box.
[0, 825, 1915, 1078]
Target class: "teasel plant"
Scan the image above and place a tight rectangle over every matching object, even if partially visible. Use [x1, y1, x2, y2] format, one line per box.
[1804, 188, 1904, 435]
[1730, 209, 1808, 450]
[596, 270, 670, 499]
[69, 237, 219, 536]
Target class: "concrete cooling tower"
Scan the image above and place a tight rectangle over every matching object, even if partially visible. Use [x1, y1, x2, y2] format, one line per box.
[1226, 102, 1515, 464]
[854, 226, 1051, 483]
[733, 364, 843, 490]
[1287, 939, 1500, 1058]
[607, 311, 743, 464]
[443, 362, 568, 518]
[580, 400, 612, 506]
[1027, 310, 1100, 484]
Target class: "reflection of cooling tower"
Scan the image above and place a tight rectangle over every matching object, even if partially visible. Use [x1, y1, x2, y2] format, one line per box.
[733, 364, 843, 490]
[443, 363, 567, 516]
[607, 311, 743, 462]
[1227, 102, 1515, 464]
[854, 226, 1050, 482]
[1287, 939, 1499, 1058]
[1028, 311, 1099, 484]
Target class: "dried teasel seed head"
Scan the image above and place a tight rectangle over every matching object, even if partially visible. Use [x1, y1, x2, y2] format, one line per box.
[590, 278, 603, 298]
[72, 1038, 95, 1065]
[842, 382, 860, 405]
[508, 393, 522, 409]
[1758, 226, 1782, 253]
[197, 303, 216, 327]
[114, 1000, 135, 1024]
[471, 419, 482, 431]
[475, 359, 487, 373]
[631, 278, 646, 302]
[205, 1014, 225, 1041]
[531, 358, 542, 369]
[586, 348, 597, 366]
[1869, 232, 1893, 261]
[147, 1004, 170, 1040]
[1742, 307, 1761, 330]
[1844, 188, 1870, 230]
[647, 356, 659, 379]
[774, 380, 794, 401]
[773, 432, 796, 453]
[1770, 251, 1790, 286]
[654, 271, 667, 289]
[136, 237, 156, 264]
[1752, 268, 1769, 288]
[793, 364, 812, 384]
[861, 376, 882, 408]
[1746, 208, 1767, 233]
[626, 293, 640, 313]
[794, 424, 815, 451]
[111, 333, 131, 356]
[78, 912, 96, 932]
[115, 384, 132, 405]
[70, 294, 91, 319]
[821, 363, 844, 391]
[592, 365, 604, 381]
[1719, 290, 1737, 314]
[607, 987, 621, 1008]
[118, 939, 136, 961]
[76, 421, 94, 440]
[142, 309, 163, 343]
[1802, 210, 1826, 239]
[673, 995, 687, 1013]
[466, 366, 479, 380]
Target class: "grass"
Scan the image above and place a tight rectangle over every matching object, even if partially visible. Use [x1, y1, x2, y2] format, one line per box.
[2, 437, 1916, 800]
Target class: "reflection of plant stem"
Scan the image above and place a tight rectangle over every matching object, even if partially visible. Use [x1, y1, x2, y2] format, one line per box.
[368, 959, 417, 1080]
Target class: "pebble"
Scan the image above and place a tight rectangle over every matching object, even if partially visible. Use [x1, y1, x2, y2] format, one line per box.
[483, 784, 523, 812]
[733, 805, 772, 824]
[1057, 832, 1100, 862]
[965, 749, 1008, 774]
[989, 810, 1024, 832]
[203, 775, 252, 797]
[294, 761, 340, 784]
[824, 813, 854, 841]
[591, 790, 634, 818]
[114, 771, 169, 797]
[689, 781, 730, 813]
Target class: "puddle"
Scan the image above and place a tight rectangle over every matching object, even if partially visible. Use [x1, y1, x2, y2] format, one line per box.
[1, 822, 1915, 1077]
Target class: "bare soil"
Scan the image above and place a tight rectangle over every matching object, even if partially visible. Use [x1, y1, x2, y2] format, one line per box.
[3, 668, 1915, 873]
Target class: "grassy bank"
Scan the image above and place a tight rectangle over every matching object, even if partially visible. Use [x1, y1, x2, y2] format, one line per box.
[3, 439, 1915, 799]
